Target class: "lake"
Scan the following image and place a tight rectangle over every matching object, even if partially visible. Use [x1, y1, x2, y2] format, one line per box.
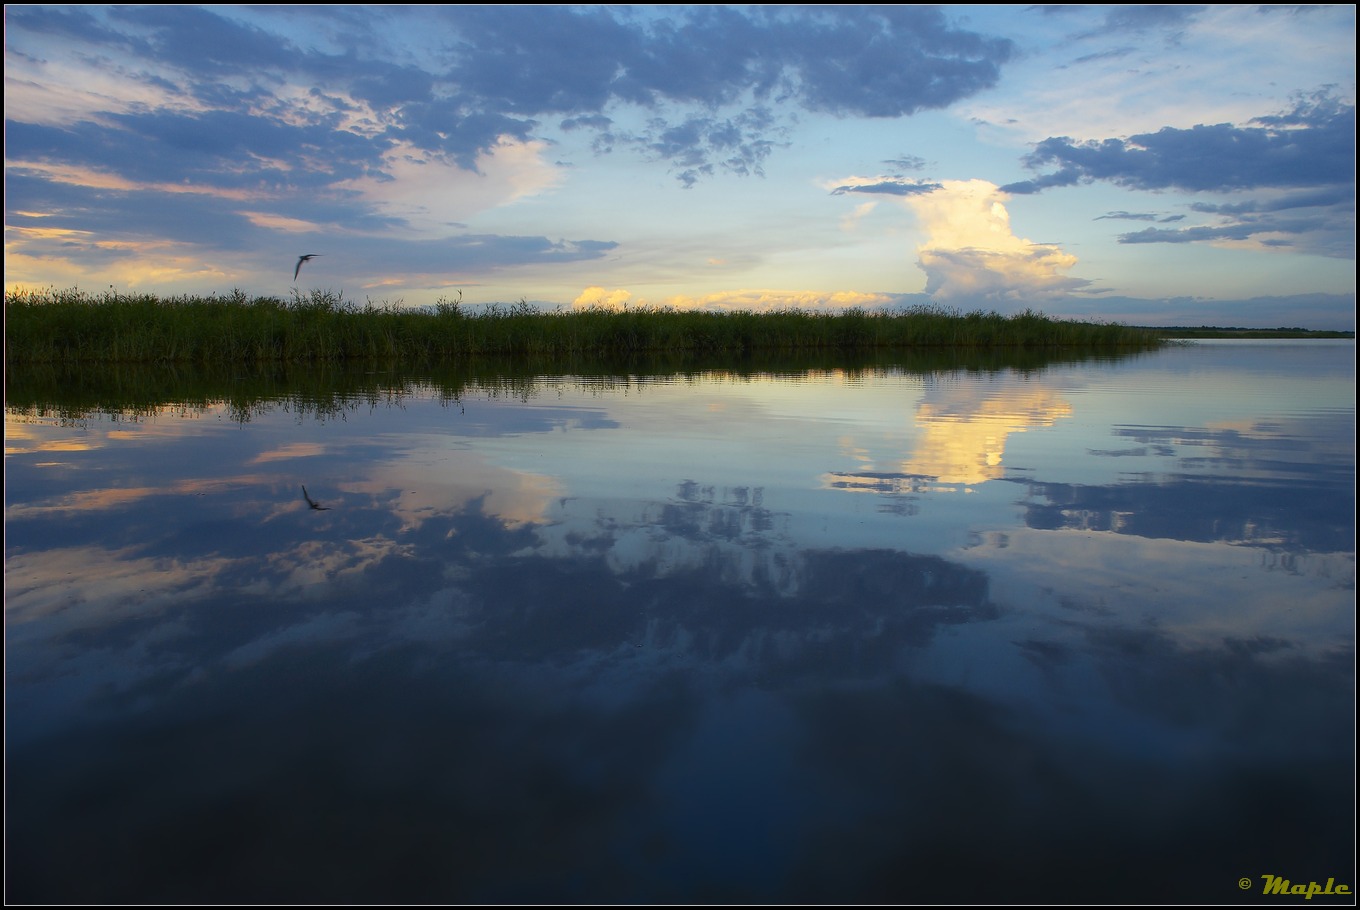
[5, 340, 1355, 903]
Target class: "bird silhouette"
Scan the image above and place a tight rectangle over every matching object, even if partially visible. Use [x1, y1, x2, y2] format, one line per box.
[294, 254, 322, 281]
[301, 485, 330, 510]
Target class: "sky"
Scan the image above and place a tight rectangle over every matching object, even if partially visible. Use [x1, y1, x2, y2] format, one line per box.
[4, 4, 1356, 328]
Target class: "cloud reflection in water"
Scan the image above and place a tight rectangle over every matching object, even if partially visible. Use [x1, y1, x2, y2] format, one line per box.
[4, 343, 1354, 903]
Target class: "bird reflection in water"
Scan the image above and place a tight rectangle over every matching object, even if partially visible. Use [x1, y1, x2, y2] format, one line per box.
[301, 485, 330, 511]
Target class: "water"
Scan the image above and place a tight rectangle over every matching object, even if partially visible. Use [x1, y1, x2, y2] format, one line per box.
[5, 340, 1354, 903]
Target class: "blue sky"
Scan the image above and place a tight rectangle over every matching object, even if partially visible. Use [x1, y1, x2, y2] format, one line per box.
[4, 4, 1355, 327]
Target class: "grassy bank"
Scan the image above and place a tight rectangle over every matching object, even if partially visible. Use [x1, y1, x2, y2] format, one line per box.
[5, 287, 1165, 365]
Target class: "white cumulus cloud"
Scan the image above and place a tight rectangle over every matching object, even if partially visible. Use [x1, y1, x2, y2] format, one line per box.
[905, 179, 1091, 303]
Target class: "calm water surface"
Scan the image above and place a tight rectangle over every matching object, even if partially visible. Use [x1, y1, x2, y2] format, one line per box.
[5, 340, 1355, 903]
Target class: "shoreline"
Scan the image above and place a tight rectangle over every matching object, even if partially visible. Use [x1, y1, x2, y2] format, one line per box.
[1148, 327, 1354, 339]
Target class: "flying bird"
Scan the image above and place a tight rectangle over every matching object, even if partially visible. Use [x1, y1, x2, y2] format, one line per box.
[294, 254, 322, 281]
[301, 485, 330, 511]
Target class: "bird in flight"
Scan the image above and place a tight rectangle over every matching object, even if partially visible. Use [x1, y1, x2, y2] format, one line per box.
[301, 485, 331, 510]
[294, 254, 322, 281]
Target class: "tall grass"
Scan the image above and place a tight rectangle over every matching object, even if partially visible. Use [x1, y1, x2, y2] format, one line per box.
[5, 287, 1165, 366]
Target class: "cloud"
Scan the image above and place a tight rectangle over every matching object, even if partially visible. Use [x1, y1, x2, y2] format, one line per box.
[560, 114, 613, 132]
[334, 138, 566, 231]
[5, 5, 1349, 309]
[762, 6, 1014, 115]
[663, 289, 900, 312]
[2, 170, 617, 291]
[105, 5, 301, 76]
[916, 246, 1091, 303]
[4, 113, 378, 192]
[1075, 4, 1209, 41]
[828, 383, 1076, 486]
[1189, 187, 1354, 215]
[829, 178, 944, 197]
[6, 6, 1015, 190]
[1005, 94, 1355, 195]
[480, 4, 1013, 187]
[570, 287, 900, 313]
[1093, 211, 1182, 223]
[1113, 185, 1355, 258]
[629, 108, 781, 187]
[573, 287, 635, 310]
[882, 155, 928, 171]
[824, 177, 1094, 305]
[904, 180, 1093, 303]
[1001, 94, 1355, 258]
[1, 5, 1024, 295]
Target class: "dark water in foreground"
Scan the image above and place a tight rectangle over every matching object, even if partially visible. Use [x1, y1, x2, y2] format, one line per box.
[5, 341, 1355, 903]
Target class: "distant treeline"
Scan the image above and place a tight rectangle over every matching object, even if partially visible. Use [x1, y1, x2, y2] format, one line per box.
[1151, 326, 1355, 339]
[5, 287, 1166, 366]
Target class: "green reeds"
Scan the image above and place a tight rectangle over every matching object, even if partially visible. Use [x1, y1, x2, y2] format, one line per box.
[5, 287, 1166, 366]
